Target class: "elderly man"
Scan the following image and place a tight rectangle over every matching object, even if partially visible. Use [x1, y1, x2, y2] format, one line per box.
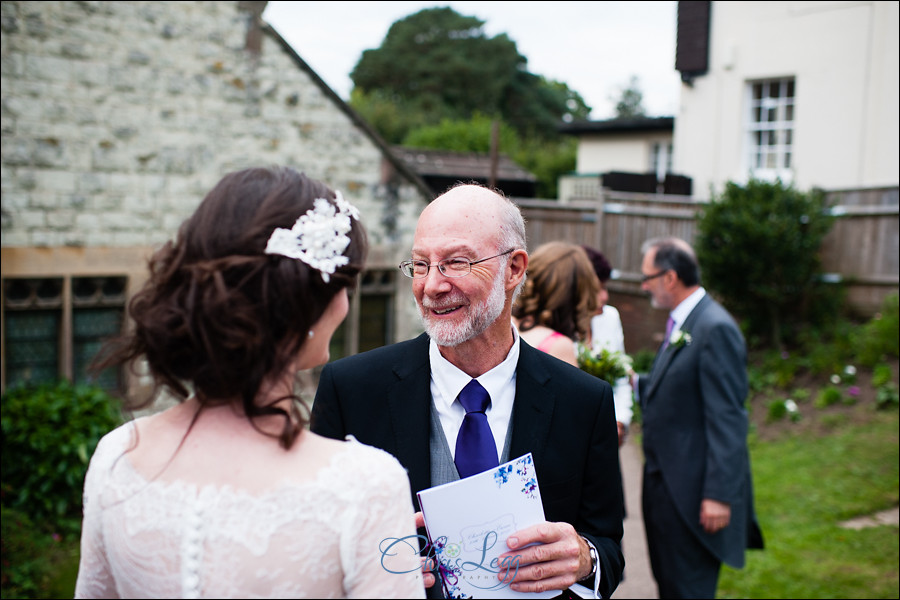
[311, 184, 624, 598]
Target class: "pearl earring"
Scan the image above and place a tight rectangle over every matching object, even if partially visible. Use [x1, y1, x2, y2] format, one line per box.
[308, 330, 315, 339]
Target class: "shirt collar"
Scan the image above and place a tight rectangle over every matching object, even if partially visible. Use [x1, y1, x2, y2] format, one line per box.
[670, 286, 706, 329]
[429, 326, 520, 410]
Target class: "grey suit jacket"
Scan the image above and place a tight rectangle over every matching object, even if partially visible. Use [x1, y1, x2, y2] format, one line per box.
[311, 333, 625, 599]
[638, 294, 763, 568]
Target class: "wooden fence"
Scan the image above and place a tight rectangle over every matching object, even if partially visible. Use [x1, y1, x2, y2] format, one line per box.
[514, 186, 899, 350]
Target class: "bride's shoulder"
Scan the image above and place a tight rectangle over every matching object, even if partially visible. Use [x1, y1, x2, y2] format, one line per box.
[306, 433, 408, 482]
[94, 418, 138, 453]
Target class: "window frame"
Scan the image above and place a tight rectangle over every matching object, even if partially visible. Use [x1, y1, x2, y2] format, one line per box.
[2, 275, 127, 393]
[744, 77, 796, 184]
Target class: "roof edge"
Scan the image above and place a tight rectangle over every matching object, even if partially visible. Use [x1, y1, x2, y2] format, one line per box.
[261, 22, 434, 200]
[559, 116, 675, 135]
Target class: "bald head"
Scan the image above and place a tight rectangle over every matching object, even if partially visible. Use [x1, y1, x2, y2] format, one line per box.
[417, 184, 526, 254]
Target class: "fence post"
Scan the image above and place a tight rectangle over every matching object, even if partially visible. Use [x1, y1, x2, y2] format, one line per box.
[594, 179, 605, 250]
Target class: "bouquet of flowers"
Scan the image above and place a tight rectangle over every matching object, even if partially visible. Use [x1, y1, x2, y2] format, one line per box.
[576, 342, 633, 386]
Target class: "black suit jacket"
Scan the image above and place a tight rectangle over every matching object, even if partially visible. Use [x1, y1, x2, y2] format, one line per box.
[311, 333, 625, 598]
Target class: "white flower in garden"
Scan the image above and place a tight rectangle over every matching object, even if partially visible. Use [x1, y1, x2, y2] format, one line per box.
[830, 374, 842, 385]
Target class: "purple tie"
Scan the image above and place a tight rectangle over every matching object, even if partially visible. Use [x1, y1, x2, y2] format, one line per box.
[455, 379, 499, 478]
[662, 316, 675, 350]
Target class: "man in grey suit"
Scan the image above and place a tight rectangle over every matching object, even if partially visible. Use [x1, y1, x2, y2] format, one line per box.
[634, 237, 763, 599]
[312, 184, 624, 598]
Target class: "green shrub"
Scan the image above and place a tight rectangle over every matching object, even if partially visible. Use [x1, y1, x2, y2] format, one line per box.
[871, 363, 894, 387]
[695, 179, 838, 348]
[767, 398, 801, 423]
[852, 293, 900, 366]
[0, 505, 79, 598]
[875, 383, 899, 410]
[630, 348, 656, 374]
[1, 380, 122, 537]
[814, 385, 843, 408]
[767, 399, 788, 421]
[747, 362, 777, 395]
[790, 388, 811, 403]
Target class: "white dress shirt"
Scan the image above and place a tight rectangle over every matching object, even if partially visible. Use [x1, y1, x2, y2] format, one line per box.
[428, 326, 519, 458]
[669, 287, 707, 333]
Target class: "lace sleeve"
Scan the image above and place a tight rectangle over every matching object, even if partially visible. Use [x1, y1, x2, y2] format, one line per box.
[340, 446, 425, 599]
[74, 429, 124, 599]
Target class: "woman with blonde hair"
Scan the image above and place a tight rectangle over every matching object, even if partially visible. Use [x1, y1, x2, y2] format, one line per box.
[512, 241, 600, 366]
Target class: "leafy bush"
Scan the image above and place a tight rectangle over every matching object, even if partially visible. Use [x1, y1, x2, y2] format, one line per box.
[790, 388, 811, 404]
[872, 364, 894, 388]
[767, 399, 788, 421]
[852, 293, 899, 367]
[695, 179, 838, 348]
[1, 380, 122, 537]
[630, 349, 656, 374]
[767, 398, 800, 423]
[0, 505, 79, 598]
[814, 385, 843, 408]
[875, 383, 899, 410]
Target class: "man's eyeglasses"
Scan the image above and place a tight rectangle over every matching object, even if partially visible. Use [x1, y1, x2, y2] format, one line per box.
[641, 269, 669, 283]
[399, 249, 515, 279]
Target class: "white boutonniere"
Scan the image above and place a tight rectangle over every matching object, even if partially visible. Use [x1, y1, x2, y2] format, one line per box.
[669, 328, 692, 349]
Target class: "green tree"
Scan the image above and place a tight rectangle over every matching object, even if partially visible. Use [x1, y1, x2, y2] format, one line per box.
[350, 7, 588, 140]
[611, 75, 646, 118]
[402, 113, 519, 153]
[399, 113, 575, 198]
[695, 179, 838, 348]
[349, 6, 588, 197]
[510, 136, 577, 199]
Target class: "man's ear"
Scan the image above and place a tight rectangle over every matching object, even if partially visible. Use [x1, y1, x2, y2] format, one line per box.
[507, 250, 528, 289]
[663, 269, 680, 290]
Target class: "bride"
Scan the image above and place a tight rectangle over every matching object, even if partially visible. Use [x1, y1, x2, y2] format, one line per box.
[74, 167, 425, 598]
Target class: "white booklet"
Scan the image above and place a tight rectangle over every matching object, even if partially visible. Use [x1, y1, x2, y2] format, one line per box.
[416, 453, 557, 599]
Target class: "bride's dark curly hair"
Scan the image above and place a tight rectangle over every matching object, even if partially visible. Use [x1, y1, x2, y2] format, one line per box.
[92, 166, 367, 448]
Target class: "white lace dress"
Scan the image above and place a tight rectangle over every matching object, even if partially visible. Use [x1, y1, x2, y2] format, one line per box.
[74, 421, 425, 599]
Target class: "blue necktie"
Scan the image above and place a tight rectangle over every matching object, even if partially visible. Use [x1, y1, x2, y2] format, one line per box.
[455, 379, 499, 478]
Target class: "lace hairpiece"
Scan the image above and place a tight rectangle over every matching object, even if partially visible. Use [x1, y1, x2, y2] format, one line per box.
[264, 191, 360, 282]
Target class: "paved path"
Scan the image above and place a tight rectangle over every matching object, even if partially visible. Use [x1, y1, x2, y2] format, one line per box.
[611, 434, 658, 599]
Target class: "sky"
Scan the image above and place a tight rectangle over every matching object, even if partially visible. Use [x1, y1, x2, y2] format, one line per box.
[262, 1, 681, 120]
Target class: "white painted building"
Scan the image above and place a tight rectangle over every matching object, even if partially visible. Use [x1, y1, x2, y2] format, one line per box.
[674, 0, 899, 198]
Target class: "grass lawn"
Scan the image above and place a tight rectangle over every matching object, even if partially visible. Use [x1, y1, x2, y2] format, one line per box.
[717, 367, 899, 599]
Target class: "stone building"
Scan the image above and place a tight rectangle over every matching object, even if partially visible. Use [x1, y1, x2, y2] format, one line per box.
[0, 1, 433, 396]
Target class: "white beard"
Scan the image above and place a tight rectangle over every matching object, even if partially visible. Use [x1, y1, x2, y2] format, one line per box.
[419, 269, 507, 347]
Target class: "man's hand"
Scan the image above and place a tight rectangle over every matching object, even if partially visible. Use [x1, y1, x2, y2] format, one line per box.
[616, 421, 627, 447]
[699, 499, 731, 534]
[496, 521, 593, 593]
[414, 512, 436, 589]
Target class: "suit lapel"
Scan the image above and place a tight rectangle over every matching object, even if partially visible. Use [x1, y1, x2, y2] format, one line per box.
[645, 295, 711, 400]
[508, 342, 555, 468]
[386, 334, 433, 499]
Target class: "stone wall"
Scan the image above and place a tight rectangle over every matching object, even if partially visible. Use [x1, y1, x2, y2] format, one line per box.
[0, 1, 433, 392]
[1, 1, 427, 253]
